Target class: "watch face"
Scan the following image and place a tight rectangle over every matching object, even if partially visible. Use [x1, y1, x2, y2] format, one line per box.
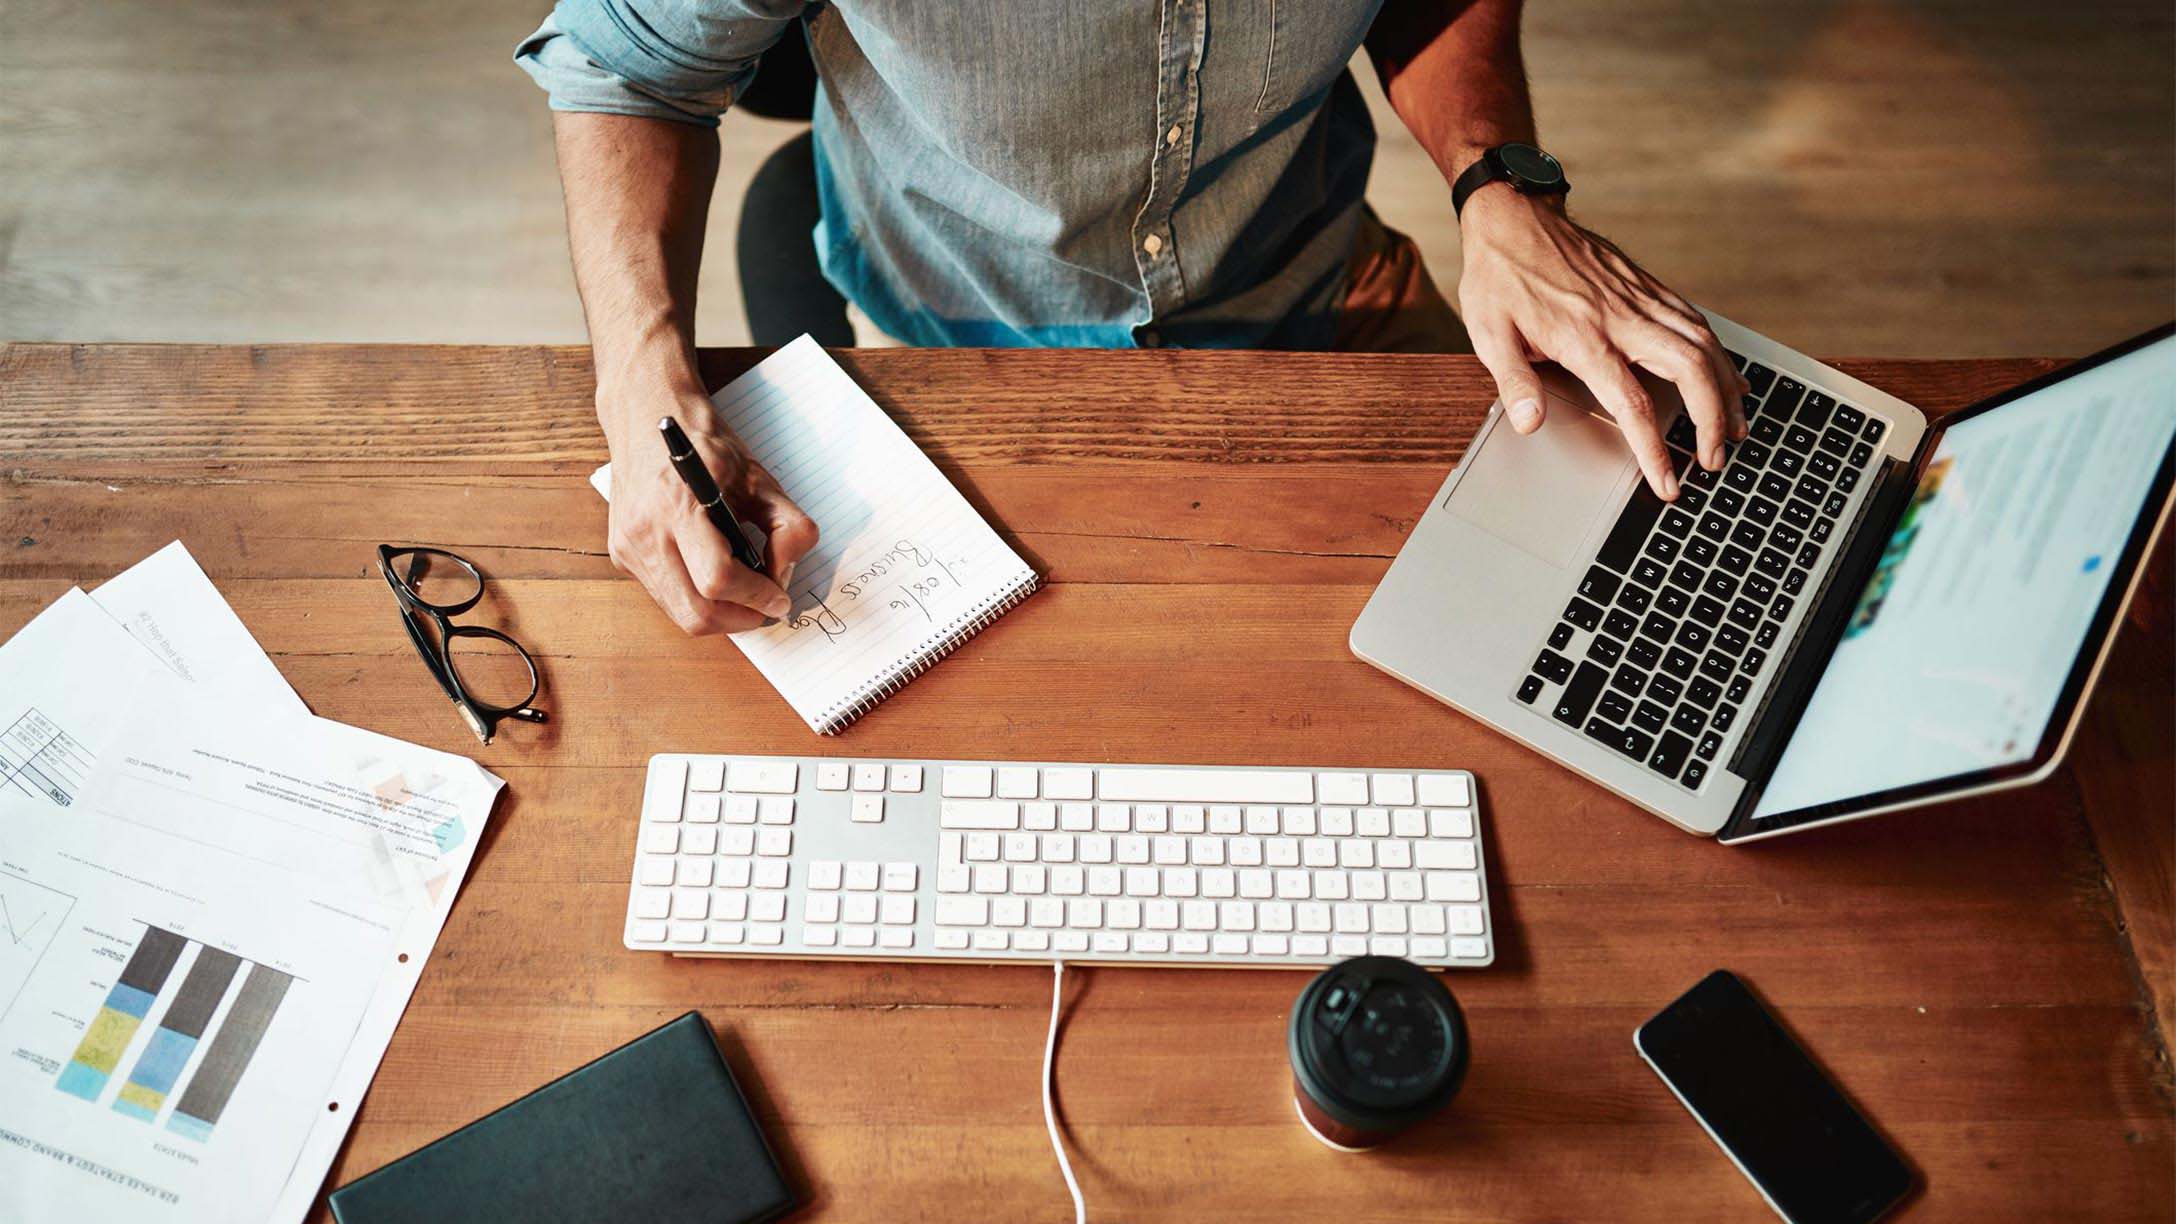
[1498, 143, 1564, 187]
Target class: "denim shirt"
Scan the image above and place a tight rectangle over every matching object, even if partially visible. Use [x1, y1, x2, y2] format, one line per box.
[516, 0, 1384, 348]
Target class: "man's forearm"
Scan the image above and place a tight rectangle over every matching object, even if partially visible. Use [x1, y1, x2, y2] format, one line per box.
[550, 111, 721, 421]
[547, 109, 813, 635]
[1366, 0, 1535, 186]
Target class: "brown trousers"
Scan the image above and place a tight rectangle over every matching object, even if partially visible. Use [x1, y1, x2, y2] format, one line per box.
[1333, 210, 1473, 354]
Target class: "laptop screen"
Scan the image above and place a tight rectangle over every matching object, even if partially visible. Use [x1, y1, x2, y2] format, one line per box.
[1754, 332, 2176, 819]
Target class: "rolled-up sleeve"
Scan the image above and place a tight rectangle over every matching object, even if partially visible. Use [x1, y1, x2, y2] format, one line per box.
[514, 0, 807, 129]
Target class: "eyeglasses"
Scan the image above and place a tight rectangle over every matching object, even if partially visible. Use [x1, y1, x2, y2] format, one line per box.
[377, 545, 547, 744]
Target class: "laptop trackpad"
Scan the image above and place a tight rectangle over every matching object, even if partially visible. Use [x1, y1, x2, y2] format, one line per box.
[1449, 396, 1637, 570]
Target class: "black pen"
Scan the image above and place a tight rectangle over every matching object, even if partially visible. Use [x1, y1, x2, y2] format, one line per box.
[658, 415, 768, 575]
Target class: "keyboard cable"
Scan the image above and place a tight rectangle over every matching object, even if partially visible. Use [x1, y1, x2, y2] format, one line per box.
[1044, 961, 1086, 1224]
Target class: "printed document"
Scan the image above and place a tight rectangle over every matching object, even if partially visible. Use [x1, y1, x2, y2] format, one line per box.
[0, 541, 503, 1224]
[0, 807, 402, 1223]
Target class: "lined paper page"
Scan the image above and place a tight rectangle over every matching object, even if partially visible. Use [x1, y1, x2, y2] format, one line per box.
[593, 337, 1036, 732]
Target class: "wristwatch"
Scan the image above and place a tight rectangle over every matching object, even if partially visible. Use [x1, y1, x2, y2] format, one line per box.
[1451, 143, 1570, 218]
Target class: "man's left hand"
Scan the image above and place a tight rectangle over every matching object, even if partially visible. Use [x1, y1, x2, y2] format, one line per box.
[1456, 187, 1749, 502]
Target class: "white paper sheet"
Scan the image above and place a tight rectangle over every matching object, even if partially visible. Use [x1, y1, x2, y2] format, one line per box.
[0, 547, 501, 1224]
[73, 693, 501, 1224]
[0, 537, 300, 815]
[0, 806, 402, 1224]
[84, 695, 498, 910]
[0, 589, 174, 810]
[89, 542, 305, 715]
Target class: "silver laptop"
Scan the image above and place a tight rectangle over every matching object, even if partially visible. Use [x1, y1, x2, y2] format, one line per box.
[1352, 315, 2175, 843]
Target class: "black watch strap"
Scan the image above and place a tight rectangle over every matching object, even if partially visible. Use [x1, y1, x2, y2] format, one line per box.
[1450, 153, 1503, 218]
[1452, 144, 1570, 218]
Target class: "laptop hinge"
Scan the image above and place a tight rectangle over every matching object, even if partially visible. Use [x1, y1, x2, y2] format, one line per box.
[1723, 455, 1918, 829]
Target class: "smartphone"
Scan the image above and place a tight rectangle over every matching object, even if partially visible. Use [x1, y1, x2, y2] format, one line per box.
[1635, 970, 1914, 1224]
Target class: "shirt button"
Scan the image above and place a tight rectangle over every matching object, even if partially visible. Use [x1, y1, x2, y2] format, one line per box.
[1142, 234, 1164, 256]
[1164, 124, 1182, 147]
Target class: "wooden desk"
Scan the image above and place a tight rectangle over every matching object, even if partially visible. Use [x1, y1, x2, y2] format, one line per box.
[1, 345, 2168, 1221]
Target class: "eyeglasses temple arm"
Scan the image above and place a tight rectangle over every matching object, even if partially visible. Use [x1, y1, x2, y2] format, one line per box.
[456, 703, 493, 745]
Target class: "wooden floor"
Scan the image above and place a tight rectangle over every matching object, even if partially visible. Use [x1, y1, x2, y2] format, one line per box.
[0, 0, 2169, 354]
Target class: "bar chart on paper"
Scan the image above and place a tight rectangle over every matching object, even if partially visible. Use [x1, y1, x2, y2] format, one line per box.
[54, 921, 296, 1144]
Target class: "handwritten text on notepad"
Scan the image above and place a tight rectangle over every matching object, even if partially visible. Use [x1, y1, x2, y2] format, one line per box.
[787, 538, 967, 643]
[587, 337, 1037, 731]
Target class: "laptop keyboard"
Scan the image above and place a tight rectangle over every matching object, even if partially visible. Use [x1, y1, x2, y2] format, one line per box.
[1513, 352, 1890, 791]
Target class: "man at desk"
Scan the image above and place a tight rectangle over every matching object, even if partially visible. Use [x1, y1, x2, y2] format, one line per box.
[517, 0, 1746, 635]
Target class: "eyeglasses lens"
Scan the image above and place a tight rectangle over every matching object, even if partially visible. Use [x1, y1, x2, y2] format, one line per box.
[446, 633, 535, 710]
[396, 551, 483, 609]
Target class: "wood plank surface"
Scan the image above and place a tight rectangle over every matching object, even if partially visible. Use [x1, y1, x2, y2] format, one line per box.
[2069, 531, 2176, 1077]
[0, 344, 2168, 1221]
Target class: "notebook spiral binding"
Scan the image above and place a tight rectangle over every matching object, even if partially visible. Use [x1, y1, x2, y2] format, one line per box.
[815, 574, 1042, 734]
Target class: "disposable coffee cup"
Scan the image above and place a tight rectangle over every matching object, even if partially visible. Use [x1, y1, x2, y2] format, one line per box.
[1288, 956, 1469, 1151]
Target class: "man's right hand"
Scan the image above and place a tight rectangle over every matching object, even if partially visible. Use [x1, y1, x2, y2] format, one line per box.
[603, 390, 820, 636]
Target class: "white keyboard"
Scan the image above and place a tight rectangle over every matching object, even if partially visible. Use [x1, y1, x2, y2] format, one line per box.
[623, 755, 1495, 969]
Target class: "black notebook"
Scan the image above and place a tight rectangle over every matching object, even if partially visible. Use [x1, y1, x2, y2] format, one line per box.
[328, 1012, 795, 1224]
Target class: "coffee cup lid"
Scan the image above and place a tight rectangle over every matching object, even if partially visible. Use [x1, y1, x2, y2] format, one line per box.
[1289, 956, 1468, 1132]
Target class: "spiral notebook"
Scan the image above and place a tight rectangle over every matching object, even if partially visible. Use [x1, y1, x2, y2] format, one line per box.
[590, 336, 1038, 733]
